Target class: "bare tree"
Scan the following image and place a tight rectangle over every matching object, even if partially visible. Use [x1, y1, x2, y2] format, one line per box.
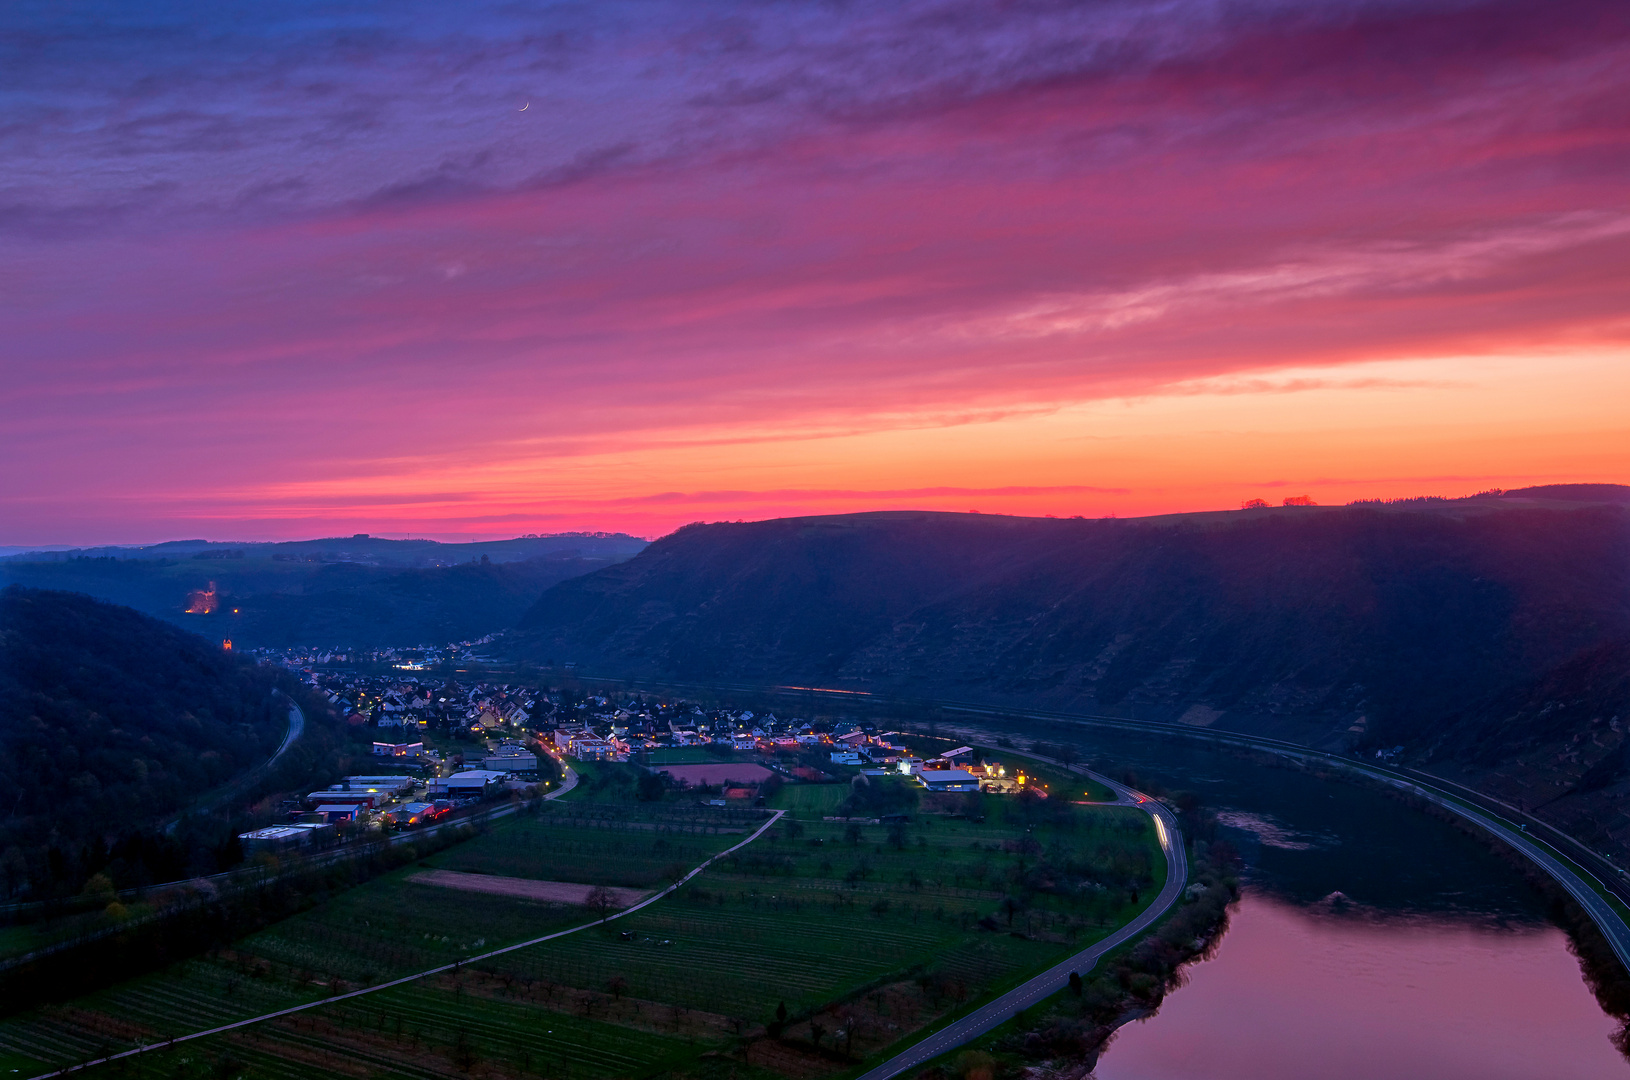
[583, 885, 617, 922]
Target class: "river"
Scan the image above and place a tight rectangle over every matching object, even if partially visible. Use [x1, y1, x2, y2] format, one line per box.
[974, 722, 1630, 1078]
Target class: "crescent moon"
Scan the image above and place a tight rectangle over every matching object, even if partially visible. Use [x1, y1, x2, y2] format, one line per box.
[519, 102, 529, 111]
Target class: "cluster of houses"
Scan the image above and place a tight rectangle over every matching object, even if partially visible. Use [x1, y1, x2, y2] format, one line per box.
[300, 674, 540, 735]
[234, 661, 1047, 852]
[548, 706, 850, 762]
[288, 667, 869, 759]
[547, 716, 1023, 794]
[253, 634, 503, 671]
[279, 667, 871, 766]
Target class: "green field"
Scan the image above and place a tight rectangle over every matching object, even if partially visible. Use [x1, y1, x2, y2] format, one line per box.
[483, 788, 1161, 1070]
[0, 802, 757, 1075]
[433, 802, 765, 888]
[767, 784, 848, 815]
[0, 781, 1165, 1080]
[556, 759, 648, 801]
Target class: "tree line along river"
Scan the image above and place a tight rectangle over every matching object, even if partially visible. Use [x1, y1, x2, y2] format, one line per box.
[960, 721, 1630, 1080]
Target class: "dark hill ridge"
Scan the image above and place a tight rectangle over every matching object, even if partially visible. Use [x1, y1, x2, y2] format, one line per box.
[511, 489, 1630, 759]
[0, 586, 292, 895]
[0, 532, 647, 567]
[1493, 483, 1630, 505]
[0, 538, 646, 648]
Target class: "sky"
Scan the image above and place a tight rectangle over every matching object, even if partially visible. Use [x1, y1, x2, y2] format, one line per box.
[3, 0, 1628, 544]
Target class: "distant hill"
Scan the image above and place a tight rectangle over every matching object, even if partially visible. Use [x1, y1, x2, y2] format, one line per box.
[510, 487, 1630, 757]
[1490, 483, 1630, 505]
[0, 533, 648, 648]
[0, 532, 647, 567]
[0, 587, 293, 896]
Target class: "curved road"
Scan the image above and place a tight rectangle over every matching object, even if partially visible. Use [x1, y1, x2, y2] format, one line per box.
[1353, 767, 1630, 971]
[267, 697, 305, 768]
[542, 761, 578, 800]
[32, 750, 1182, 1080]
[164, 697, 306, 833]
[569, 675, 1630, 973]
[940, 708, 1630, 976]
[855, 768, 1187, 1080]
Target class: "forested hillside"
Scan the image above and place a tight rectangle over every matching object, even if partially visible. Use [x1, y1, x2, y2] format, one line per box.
[200, 554, 624, 648]
[0, 587, 294, 896]
[0, 545, 643, 649]
[511, 488, 1630, 758]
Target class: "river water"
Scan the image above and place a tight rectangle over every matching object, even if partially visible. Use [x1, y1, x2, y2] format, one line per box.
[988, 723, 1630, 1079]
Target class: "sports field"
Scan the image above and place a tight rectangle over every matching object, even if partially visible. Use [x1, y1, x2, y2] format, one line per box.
[652, 762, 776, 787]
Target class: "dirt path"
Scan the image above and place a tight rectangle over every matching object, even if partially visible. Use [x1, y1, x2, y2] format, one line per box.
[27, 806, 785, 1079]
[410, 870, 648, 908]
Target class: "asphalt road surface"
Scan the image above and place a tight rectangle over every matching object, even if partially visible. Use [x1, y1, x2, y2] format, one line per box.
[940, 707, 1630, 977]
[1352, 766, 1630, 972]
[855, 768, 1188, 1080]
[164, 697, 306, 832]
[267, 698, 305, 767]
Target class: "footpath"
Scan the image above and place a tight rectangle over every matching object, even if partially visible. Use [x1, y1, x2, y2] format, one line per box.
[32, 766, 781, 1080]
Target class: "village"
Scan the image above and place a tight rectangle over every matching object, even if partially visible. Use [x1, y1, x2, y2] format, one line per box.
[237, 667, 1047, 856]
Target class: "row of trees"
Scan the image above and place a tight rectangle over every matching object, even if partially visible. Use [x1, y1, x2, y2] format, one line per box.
[0, 816, 489, 1013]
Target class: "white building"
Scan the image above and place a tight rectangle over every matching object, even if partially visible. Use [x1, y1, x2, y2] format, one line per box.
[918, 768, 980, 793]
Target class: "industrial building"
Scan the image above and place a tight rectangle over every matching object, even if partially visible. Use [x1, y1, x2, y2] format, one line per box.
[238, 822, 336, 854]
[918, 768, 981, 792]
[483, 751, 540, 772]
[428, 769, 506, 798]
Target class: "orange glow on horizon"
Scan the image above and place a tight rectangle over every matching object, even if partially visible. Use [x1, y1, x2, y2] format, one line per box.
[64, 347, 1624, 542]
[5, 0, 1628, 546]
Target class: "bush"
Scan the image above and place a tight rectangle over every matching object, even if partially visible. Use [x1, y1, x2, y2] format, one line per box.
[838, 774, 919, 818]
[952, 1050, 996, 1080]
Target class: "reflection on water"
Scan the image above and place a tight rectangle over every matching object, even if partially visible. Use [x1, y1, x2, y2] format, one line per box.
[1046, 727, 1557, 919]
[973, 721, 1630, 1076]
[1096, 892, 1629, 1080]
[1210, 810, 1328, 851]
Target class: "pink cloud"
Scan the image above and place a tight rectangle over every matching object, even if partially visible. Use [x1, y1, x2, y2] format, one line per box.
[3, 0, 1628, 542]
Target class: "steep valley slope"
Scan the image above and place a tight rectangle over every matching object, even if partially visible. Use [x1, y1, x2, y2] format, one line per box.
[0, 586, 304, 896]
[511, 487, 1630, 855]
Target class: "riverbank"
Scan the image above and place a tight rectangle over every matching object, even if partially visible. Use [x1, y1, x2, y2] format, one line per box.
[909, 813, 1237, 1080]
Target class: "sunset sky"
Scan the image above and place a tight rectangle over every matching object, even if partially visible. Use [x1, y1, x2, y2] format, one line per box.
[4, 0, 1628, 544]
